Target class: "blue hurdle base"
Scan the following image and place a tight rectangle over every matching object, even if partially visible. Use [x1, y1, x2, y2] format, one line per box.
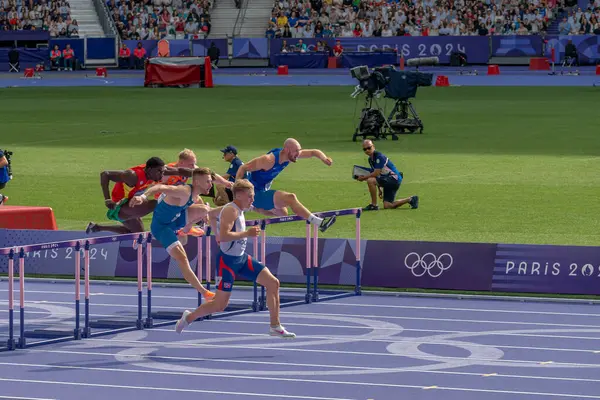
[23, 329, 81, 340]
[151, 311, 184, 320]
[89, 319, 141, 329]
[313, 291, 360, 302]
[6, 338, 16, 351]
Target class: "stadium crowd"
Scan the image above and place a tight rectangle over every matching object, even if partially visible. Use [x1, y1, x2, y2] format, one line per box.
[105, 0, 213, 40]
[266, 0, 572, 38]
[0, 0, 79, 37]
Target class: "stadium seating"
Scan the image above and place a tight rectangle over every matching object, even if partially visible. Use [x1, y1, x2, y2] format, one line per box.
[105, 0, 213, 40]
[0, 1, 78, 37]
[265, 0, 575, 38]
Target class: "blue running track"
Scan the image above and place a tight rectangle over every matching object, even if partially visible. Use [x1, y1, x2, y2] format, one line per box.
[1, 280, 600, 400]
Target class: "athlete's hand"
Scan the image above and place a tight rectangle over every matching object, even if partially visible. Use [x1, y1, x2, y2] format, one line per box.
[246, 226, 260, 237]
[378, 188, 383, 199]
[223, 180, 234, 189]
[104, 199, 117, 209]
[129, 196, 144, 207]
[322, 157, 333, 166]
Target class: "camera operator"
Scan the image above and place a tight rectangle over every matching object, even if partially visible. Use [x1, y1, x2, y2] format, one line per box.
[0, 148, 11, 205]
[357, 140, 418, 211]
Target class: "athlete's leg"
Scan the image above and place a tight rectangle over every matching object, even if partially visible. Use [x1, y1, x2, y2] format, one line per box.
[255, 268, 281, 326]
[153, 216, 213, 299]
[87, 200, 157, 234]
[179, 289, 231, 329]
[179, 204, 211, 234]
[273, 190, 336, 232]
[175, 254, 237, 333]
[167, 242, 214, 298]
[255, 267, 295, 338]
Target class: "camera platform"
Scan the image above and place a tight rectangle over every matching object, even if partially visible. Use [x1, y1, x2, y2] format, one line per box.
[350, 65, 432, 141]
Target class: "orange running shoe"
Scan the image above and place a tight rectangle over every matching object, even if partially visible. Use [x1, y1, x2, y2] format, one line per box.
[203, 290, 215, 301]
[177, 226, 205, 237]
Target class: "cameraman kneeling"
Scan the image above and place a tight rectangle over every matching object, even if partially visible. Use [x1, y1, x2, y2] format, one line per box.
[0, 149, 10, 205]
[357, 140, 418, 211]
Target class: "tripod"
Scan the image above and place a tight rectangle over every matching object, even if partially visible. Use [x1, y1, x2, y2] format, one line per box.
[352, 91, 397, 142]
[387, 99, 424, 134]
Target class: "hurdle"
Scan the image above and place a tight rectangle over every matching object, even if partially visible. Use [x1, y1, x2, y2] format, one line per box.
[0, 232, 149, 349]
[246, 208, 362, 309]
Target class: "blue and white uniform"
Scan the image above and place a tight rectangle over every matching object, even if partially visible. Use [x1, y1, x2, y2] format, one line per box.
[215, 202, 265, 292]
[248, 148, 289, 210]
[368, 150, 403, 203]
[150, 185, 195, 252]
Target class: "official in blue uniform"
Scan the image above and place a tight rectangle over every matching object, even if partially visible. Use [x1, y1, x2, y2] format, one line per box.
[358, 140, 418, 211]
[213, 145, 247, 205]
[235, 138, 336, 233]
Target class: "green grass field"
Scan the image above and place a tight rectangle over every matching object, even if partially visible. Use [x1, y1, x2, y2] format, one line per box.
[2, 86, 599, 246]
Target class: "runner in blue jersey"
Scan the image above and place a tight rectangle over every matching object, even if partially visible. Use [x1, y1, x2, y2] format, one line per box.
[235, 138, 336, 233]
[130, 167, 218, 301]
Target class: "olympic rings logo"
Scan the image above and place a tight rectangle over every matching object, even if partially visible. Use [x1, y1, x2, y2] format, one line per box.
[404, 252, 454, 278]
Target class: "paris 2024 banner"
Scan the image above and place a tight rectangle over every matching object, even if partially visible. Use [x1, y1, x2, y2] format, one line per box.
[1, 229, 600, 296]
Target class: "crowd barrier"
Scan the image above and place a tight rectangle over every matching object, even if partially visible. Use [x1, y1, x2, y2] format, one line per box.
[3, 34, 600, 70]
[2, 225, 600, 297]
[0, 208, 362, 351]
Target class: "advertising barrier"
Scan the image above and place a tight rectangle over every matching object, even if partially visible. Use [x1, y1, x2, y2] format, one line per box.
[2, 229, 600, 296]
[5, 32, 600, 67]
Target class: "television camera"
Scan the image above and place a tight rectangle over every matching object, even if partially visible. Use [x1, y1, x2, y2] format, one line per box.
[350, 57, 435, 142]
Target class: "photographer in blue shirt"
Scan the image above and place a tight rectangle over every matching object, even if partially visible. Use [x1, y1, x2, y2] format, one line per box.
[0, 149, 11, 205]
[357, 140, 418, 211]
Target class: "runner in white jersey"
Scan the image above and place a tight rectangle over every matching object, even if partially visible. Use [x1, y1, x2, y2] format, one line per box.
[175, 179, 296, 339]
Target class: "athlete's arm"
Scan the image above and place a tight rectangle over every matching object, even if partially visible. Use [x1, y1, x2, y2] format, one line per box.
[236, 154, 274, 179]
[218, 206, 259, 242]
[164, 166, 193, 177]
[298, 149, 333, 166]
[100, 170, 138, 208]
[130, 184, 189, 206]
[213, 172, 233, 188]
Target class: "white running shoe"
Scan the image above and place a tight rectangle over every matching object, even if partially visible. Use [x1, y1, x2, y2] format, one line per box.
[269, 325, 296, 339]
[175, 310, 192, 334]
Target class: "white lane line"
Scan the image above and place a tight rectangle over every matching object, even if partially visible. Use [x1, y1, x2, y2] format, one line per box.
[0, 364, 599, 399]
[0, 377, 355, 400]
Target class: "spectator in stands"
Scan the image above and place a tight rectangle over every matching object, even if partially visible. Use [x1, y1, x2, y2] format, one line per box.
[108, 0, 213, 40]
[559, 16, 571, 34]
[62, 43, 74, 70]
[119, 42, 132, 68]
[133, 41, 146, 69]
[68, 19, 79, 37]
[269, 0, 562, 37]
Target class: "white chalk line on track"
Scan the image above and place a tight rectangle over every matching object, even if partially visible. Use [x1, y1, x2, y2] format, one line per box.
[0, 396, 57, 400]
[0, 377, 355, 400]
[3, 289, 600, 319]
[80, 336, 600, 368]
[23, 347, 600, 385]
[2, 298, 600, 329]
[1, 363, 600, 399]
